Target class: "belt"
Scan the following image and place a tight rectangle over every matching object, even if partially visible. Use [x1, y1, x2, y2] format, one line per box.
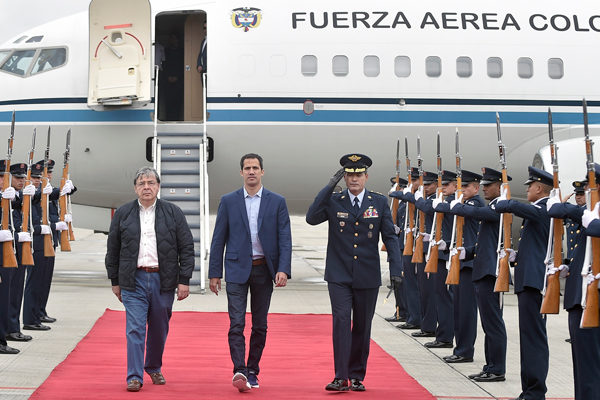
[138, 266, 159, 273]
[252, 258, 266, 266]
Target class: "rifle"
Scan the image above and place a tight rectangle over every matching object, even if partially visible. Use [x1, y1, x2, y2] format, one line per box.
[41, 127, 55, 257]
[540, 108, 563, 314]
[580, 99, 600, 328]
[411, 136, 425, 263]
[494, 113, 513, 292]
[59, 129, 71, 251]
[403, 137, 415, 256]
[1, 111, 18, 268]
[382, 139, 400, 252]
[19, 128, 36, 266]
[446, 129, 463, 285]
[425, 133, 443, 273]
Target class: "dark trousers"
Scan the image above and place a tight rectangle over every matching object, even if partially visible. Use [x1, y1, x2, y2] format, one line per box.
[23, 250, 46, 326]
[328, 282, 378, 380]
[402, 255, 421, 326]
[517, 287, 548, 400]
[226, 263, 273, 376]
[434, 261, 454, 342]
[7, 263, 26, 333]
[416, 260, 436, 332]
[40, 253, 55, 317]
[474, 276, 506, 375]
[568, 306, 600, 400]
[0, 266, 10, 345]
[452, 267, 477, 358]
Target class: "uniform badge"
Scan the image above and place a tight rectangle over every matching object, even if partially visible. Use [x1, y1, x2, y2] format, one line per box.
[368, 231, 373, 238]
[340, 221, 345, 227]
[362, 206, 379, 218]
[369, 224, 373, 229]
[337, 212, 349, 219]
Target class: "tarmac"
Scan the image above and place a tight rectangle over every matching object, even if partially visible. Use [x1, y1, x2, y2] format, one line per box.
[0, 215, 574, 400]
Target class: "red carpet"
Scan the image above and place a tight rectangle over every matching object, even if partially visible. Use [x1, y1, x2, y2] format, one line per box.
[31, 310, 434, 399]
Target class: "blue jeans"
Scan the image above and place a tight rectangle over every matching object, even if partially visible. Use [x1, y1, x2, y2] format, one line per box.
[121, 269, 175, 384]
[226, 263, 273, 376]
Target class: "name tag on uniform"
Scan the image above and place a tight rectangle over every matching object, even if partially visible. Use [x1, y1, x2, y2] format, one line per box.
[363, 206, 379, 218]
[337, 212, 349, 219]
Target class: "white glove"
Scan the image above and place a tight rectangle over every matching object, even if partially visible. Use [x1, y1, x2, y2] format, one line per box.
[393, 224, 401, 235]
[457, 246, 466, 260]
[55, 221, 68, 231]
[559, 264, 569, 278]
[499, 248, 517, 262]
[450, 194, 463, 209]
[414, 186, 424, 201]
[64, 213, 73, 223]
[582, 202, 600, 228]
[498, 185, 508, 202]
[0, 229, 13, 242]
[42, 183, 52, 195]
[432, 197, 443, 209]
[65, 179, 74, 191]
[403, 183, 413, 195]
[22, 184, 36, 196]
[60, 183, 72, 196]
[419, 232, 431, 242]
[546, 188, 561, 211]
[40, 225, 51, 235]
[17, 232, 32, 242]
[437, 239, 447, 251]
[1, 187, 15, 200]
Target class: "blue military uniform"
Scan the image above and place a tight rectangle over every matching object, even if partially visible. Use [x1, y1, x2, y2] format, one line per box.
[306, 154, 402, 391]
[494, 166, 551, 400]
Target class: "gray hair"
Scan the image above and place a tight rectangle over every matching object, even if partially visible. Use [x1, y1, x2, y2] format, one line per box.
[133, 166, 161, 185]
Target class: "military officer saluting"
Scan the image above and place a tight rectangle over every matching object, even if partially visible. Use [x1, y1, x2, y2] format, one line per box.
[306, 154, 402, 392]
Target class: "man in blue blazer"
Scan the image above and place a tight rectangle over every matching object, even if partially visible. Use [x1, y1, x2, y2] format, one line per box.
[209, 153, 292, 392]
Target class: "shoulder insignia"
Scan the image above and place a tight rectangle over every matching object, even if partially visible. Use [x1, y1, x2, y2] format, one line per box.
[340, 195, 346, 199]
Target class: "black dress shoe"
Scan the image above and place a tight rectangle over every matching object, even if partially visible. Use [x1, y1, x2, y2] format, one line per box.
[23, 324, 51, 331]
[468, 371, 486, 379]
[384, 314, 406, 322]
[472, 372, 505, 382]
[424, 340, 453, 348]
[6, 332, 32, 342]
[396, 323, 420, 330]
[350, 378, 365, 392]
[443, 354, 473, 363]
[411, 330, 435, 338]
[325, 378, 349, 391]
[40, 316, 56, 323]
[0, 344, 20, 354]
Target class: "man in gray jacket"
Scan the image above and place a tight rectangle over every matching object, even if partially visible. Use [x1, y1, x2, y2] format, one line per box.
[105, 167, 194, 392]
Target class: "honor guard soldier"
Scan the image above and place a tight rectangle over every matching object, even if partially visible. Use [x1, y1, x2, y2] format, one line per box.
[494, 166, 552, 400]
[565, 181, 586, 262]
[384, 176, 408, 323]
[306, 154, 402, 392]
[547, 165, 600, 400]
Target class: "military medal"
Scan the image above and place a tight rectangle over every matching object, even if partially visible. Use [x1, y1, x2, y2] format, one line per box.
[340, 221, 345, 227]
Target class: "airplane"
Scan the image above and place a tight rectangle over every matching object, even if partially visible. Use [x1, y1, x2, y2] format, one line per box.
[0, 0, 599, 234]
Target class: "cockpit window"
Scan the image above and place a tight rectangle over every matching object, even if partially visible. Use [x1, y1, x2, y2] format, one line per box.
[0, 50, 10, 65]
[26, 36, 44, 43]
[1, 50, 36, 76]
[30, 48, 67, 75]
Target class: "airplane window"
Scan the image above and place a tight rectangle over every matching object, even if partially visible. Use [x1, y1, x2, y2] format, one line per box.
[548, 58, 564, 79]
[394, 56, 411, 77]
[363, 56, 380, 77]
[426, 56, 441, 77]
[332, 55, 348, 76]
[456, 57, 472, 78]
[12, 36, 27, 44]
[518, 57, 533, 79]
[301, 55, 317, 76]
[25, 36, 44, 43]
[30, 48, 67, 75]
[0, 49, 36, 76]
[487, 57, 503, 78]
[0, 50, 10, 66]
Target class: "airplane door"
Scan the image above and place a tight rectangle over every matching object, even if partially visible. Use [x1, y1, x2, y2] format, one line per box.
[88, 0, 152, 108]
[184, 14, 205, 121]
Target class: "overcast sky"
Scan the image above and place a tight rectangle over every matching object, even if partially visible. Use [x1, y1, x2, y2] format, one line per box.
[0, 1, 87, 44]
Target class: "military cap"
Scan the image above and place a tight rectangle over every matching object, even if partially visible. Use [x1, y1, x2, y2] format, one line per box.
[410, 167, 419, 180]
[581, 163, 600, 184]
[339, 153, 372, 173]
[524, 166, 553, 186]
[30, 163, 43, 178]
[572, 180, 585, 194]
[422, 171, 437, 185]
[480, 167, 512, 185]
[461, 170, 482, 183]
[390, 176, 408, 186]
[35, 159, 55, 172]
[441, 170, 457, 185]
[0, 160, 7, 174]
[10, 163, 27, 178]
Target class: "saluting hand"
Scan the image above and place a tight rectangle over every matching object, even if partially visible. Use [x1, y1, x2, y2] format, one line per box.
[275, 272, 288, 287]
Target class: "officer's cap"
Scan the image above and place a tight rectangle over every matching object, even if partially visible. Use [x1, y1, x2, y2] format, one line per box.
[410, 167, 419, 180]
[35, 159, 55, 172]
[524, 166, 553, 186]
[30, 163, 43, 178]
[480, 167, 511, 185]
[390, 176, 408, 186]
[339, 154, 372, 173]
[441, 170, 457, 185]
[572, 180, 585, 194]
[461, 170, 482, 184]
[423, 171, 437, 185]
[9, 163, 27, 178]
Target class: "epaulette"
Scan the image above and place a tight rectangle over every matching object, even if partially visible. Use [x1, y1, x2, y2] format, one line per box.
[369, 190, 384, 197]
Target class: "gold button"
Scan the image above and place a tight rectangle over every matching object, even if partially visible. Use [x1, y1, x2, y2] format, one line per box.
[355, 222, 359, 226]
[354, 255, 357, 260]
[355, 233, 358, 237]
[354, 244, 357, 248]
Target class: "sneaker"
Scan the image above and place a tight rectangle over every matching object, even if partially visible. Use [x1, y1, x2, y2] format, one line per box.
[247, 373, 259, 388]
[232, 372, 251, 392]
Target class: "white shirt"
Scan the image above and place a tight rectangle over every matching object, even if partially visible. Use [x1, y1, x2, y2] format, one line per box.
[244, 186, 264, 258]
[137, 200, 159, 268]
[348, 189, 366, 209]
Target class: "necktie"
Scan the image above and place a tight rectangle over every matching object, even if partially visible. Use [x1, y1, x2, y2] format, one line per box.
[353, 197, 360, 215]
